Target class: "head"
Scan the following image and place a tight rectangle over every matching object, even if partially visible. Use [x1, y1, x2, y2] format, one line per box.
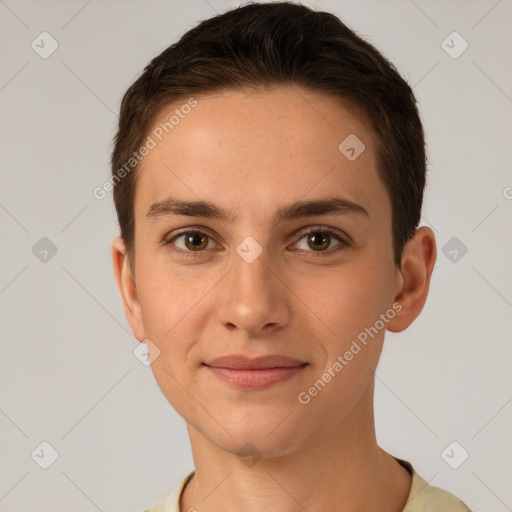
[111, 2, 436, 459]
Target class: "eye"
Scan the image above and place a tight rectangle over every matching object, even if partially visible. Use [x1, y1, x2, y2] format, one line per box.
[165, 230, 217, 255]
[163, 226, 349, 259]
[292, 228, 349, 255]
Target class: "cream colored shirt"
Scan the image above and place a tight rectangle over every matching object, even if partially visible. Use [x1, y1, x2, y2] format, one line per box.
[145, 459, 471, 512]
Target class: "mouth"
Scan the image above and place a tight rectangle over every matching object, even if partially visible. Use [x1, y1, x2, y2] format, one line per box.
[203, 354, 308, 389]
[204, 354, 307, 369]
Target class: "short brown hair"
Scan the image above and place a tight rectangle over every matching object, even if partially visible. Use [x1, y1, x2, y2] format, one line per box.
[111, 1, 426, 267]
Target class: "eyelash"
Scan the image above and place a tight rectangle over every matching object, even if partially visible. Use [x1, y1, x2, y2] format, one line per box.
[163, 226, 350, 259]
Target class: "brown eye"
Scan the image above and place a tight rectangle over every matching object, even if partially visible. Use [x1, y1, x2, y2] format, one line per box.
[306, 232, 331, 251]
[292, 228, 348, 256]
[168, 231, 214, 253]
[296, 229, 347, 253]
[184, 232, 209, 251]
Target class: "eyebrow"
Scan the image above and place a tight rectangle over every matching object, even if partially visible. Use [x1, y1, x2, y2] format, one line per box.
[146, 196, 369, 224]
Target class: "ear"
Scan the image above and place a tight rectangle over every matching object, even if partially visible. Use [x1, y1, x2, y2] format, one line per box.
[387, 226, 437, 332]
[111, 237, 145, 341]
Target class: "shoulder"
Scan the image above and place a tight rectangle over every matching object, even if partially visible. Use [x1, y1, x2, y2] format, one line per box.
[399, 459, 472, 512]
[144, 470, 195, 512]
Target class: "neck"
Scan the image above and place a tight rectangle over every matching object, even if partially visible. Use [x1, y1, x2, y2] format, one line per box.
[180, 380, 411, 512]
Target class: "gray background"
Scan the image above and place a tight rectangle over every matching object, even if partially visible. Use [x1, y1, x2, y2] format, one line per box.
[1, 0, 511, 510]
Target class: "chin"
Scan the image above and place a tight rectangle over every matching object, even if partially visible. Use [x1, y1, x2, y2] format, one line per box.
[224, 434, 301, 462]
[204, 414, 308, 461]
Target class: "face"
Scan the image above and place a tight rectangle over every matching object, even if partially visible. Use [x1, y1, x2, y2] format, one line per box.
[116, 86, 407, 457]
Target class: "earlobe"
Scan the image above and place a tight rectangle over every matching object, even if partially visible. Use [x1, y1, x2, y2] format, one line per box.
[386, 227, 437, 333]
[111, 237, 146, 341]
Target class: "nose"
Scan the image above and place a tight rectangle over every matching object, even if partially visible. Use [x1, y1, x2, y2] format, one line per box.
[216, 245, 291, 337]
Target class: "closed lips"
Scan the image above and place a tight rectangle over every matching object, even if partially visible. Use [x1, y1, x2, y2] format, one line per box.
[204, 355, 307, 370]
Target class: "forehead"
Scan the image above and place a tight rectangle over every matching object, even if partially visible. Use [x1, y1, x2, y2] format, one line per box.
[134, 86, 388, 224]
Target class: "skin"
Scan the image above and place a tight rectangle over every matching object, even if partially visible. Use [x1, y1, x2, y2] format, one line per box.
[112, 86, 436, 512]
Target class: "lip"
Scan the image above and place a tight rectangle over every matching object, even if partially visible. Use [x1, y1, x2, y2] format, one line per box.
[205, 354, 306, 369]
[203, 355, 308, 389]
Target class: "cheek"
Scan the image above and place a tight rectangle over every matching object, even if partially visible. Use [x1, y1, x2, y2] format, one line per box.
[139, 270, 206, 413]
[302, 272, 388, 411]
[296, 263, 387, 340]
[297, 262, 392, 396]
[136, 251, 206, 336]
